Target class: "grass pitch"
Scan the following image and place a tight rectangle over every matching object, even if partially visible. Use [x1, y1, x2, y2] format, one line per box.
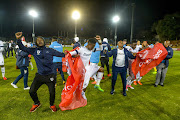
[0, 48, 179, 120]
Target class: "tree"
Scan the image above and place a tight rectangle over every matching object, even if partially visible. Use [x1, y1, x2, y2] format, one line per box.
[152, 13, 180, 40]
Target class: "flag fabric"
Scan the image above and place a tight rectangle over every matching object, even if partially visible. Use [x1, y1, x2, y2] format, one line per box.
[62, 58, 67, 72]
[59, 51, 87, 111]
[132, 43, 168, 77]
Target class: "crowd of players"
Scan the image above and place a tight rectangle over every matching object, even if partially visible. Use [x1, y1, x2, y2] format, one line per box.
[0, 32, 173, 112]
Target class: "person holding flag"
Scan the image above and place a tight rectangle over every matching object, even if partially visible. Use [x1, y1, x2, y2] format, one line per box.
[85, 35, 104, 92]
[154, 41, 173, 87]
[68, 38, 103, 99]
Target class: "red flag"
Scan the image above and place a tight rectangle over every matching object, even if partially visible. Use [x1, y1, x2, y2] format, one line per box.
[132, 43, 168, 77]
[59, 52, 87, 111]
[62, 58, 67, 72]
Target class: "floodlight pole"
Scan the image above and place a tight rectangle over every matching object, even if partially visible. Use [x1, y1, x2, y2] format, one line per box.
[130, 3, 135, 44]
[75, 20, 77, 37]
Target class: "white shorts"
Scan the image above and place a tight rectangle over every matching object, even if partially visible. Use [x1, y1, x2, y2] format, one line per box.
[0, 56, 4, 66]
[83, 63, 100, 89]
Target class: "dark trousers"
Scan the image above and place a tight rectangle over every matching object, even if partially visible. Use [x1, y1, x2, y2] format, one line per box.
[29, 73, 56, 106]
[53, 62, 65, 81]
[13, 66, 29, 88]
[8, 48, 13, 57]
[112, 66, 127, 93]
[101, 57, 110, 74]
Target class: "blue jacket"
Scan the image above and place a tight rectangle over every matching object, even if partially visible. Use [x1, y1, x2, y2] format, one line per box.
[49, 41, 63, 63]
[163, 46, 173, 68]
[101, 42, 111, 57]
[17, 39, 65, 75]
[84, 42, 88, 47]
[16, 49, 29, 68]
[90, 42, 101, 63]
[107, 48, 135, 72]
[73, 42, 81, 49]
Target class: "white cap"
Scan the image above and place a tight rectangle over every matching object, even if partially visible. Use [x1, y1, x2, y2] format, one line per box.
[103, 38, 108, 43]
[74, 37, 79, 42]
[22, 41, 27, 46]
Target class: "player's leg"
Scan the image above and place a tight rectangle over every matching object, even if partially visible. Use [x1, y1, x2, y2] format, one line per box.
[30, 61, 34, 70]
[94, 67, 104, 92]
[160, 65, 168, 86]
[120, 67, 127, 96]
[11, 48, 13, 57]
[155, 63, 163, 87]
[0, 56, 7, 80]
[136, 71, 142, 85]
[23, 67, 30, 90]
[29, 73, 44, 112]
[45, 74, 57, 112]
[100, 57, 105, 79]
[105, 58, 111, 76]
[11, 67, 24, 88]
[83, 65, 98, 90]
[82, 65, 99, 99]
[111, 70, 118, 95]
[91, 73, 97, 84]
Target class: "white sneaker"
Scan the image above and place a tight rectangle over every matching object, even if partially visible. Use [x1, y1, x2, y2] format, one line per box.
[81, 91, 87, 100]
[24, 87, 30, 90]
[11, 83, 18, 88]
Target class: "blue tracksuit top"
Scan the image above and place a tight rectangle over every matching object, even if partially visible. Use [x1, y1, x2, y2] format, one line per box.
[84, 42, 88, 47]
[49, 41, 63, 63]
[90, 42, 101, 63]
[16, 49, 29, 68]
[162, 46, 173, 68]
[17, 39, 65, 75]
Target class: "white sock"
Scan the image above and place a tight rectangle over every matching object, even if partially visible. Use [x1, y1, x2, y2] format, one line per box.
[30, 62, 33, 68]
[1, 67, 5, 77]
[96, 72, 103, 85]
[138, 77, 142, 81]
[93, 74, 97, 81]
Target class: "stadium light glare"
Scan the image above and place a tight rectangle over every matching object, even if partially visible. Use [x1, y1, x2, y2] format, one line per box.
[113, 15, 120, 23]
[29, 10, 38, 18]
[72, 11, 80, 20]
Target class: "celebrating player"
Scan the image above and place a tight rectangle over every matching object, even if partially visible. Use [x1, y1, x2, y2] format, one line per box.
[68, 38, 103, 99]
[15, 32, 65, 112]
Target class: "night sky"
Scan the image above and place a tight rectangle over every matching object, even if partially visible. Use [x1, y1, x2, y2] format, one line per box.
[0, 0, 179, 39]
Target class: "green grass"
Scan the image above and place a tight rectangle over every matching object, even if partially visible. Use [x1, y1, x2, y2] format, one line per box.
[0, 48, 180, 120]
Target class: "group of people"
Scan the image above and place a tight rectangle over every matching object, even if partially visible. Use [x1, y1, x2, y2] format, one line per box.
[1, 32, 173, 112]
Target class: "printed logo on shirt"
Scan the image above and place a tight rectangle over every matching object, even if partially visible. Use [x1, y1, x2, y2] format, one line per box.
[83, 53, 91, 56]
[37, 50, 41, 55]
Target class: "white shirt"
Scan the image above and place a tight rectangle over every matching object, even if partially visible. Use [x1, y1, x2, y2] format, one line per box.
[115, 48, 125, 67]
[136, 45, 142, 52]
[69, 46, 92, 67]
[125, 46, 132, 51]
